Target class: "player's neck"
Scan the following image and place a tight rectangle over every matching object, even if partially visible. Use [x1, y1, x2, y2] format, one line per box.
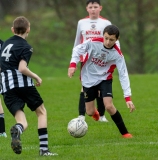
[14, 33, 28, 39]
[89, 15, 99, 20]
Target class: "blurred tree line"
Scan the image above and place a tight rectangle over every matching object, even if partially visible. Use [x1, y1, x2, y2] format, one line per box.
[0, 0, 158, 74]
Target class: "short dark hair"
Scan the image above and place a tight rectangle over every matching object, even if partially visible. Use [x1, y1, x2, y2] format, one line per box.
[86, 0, 101, 5]
[103, 25, 120, 39]
[13, 16, 30, 34]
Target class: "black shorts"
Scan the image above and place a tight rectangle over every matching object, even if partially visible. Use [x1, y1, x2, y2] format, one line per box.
[3, 86, 43, 116]
[83, 79, 113, 102]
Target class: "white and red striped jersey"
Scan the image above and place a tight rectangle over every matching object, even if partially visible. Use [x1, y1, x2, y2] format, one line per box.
[69, 37, 131, 99]
[74, 16, 120, 61]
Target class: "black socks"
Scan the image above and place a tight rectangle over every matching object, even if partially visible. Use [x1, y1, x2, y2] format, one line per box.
[111, 110, 128, 135]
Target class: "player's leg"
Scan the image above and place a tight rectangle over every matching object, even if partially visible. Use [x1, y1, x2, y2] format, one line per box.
[100, 80, 132, 138]
[78, 62, 86, 120]
[103, 97, 132, 138]
[3, 89, 26, 154]
[0, 98, 7, 137]
[83, 86, 100, 121]
[35, 104, 58, 156]
[78, 87, 86, 120]
[24, 86, 58, 156]
[10, 110, 27, 154]
[96, 95, 108, 122]
[85, 100, 99, 121]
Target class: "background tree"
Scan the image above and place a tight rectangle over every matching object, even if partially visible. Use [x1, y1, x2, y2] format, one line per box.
[48, 0, 158, 73]
[0, 0, 158, 73]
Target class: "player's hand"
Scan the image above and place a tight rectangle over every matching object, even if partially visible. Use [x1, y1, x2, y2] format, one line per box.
[35, 75, 42, 87]
[126, 101, 135, 113]
[68, 67, 76, 78]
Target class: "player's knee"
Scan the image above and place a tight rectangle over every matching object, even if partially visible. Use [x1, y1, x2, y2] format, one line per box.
[105, 104, 116, 114]
[35, 104, 47, 116]
[105, 104, 114, 111]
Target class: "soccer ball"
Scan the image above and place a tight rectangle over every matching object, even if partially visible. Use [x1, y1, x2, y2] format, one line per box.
[67, 118, 88, 138]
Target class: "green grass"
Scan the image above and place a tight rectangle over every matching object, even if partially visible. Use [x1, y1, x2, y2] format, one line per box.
[1, 74, 158, 160]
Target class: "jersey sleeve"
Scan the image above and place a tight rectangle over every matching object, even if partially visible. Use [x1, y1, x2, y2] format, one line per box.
[115, 55, 131, 99]
[73, 21, 82, 47]
[70, 40, 90, 67]
[21, 47, 33, 65]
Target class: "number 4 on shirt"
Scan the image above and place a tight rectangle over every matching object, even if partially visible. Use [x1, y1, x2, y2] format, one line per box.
[1, 44, 13, 61]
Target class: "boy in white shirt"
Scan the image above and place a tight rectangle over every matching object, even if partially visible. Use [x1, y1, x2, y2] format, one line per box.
[74, 0, 120, 122]
[68, 24, 135, 138]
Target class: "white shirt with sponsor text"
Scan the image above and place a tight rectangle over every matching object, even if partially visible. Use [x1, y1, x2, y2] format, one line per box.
[70, 37, 131, 98]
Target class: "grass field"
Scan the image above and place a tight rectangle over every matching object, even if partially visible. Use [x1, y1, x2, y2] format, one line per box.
[0, 74, 158, 160]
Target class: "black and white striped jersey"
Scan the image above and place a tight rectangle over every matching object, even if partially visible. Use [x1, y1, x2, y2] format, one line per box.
[0, 35, 34, 93]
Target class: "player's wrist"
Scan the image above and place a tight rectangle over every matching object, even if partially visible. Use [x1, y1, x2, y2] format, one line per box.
[125, 97, 131, 102]
[69, 62, 76, 68]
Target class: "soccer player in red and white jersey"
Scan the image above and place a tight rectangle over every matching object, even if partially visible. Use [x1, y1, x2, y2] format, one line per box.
[74, 0, 120, 122]
[68, 24, 135, 138]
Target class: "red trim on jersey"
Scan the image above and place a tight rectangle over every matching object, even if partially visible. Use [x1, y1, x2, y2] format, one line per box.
[107, 73, 112, 80]
[81, 53, 89, 68]
[107, 64, 116, 79]
[80, 16, 90, 20]
[80, 35, 84, 44]
[125, 97, 131, 102]
[69, 62, 76, 68]
[81, 15, 108, 20]
[80, 53, 89, 80]
[79, 35, 84, 62]
[114, 44, 123, 56]
[99, 16, 108, 20]
[80, 55, 84, 62]
[91, 37, 104, 43]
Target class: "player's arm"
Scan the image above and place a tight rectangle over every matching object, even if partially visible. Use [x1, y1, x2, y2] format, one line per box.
[18, 60, 42, 87]
[68, 21, 82, 78]
[68, 40, 89, 78]
[73, 21, 82, 47]
[116, 56, 135, 112]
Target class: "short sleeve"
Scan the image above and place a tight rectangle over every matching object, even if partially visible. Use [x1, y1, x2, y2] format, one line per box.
[21, 47, 33, 65]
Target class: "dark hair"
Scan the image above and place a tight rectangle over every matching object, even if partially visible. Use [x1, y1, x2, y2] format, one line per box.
[13, 16, 30, 34]
[86, 0, 100, 5]
[103, 25, 119, 39]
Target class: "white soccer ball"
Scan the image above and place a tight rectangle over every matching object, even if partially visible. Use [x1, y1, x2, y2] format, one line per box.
[67, 118, 88, 138]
